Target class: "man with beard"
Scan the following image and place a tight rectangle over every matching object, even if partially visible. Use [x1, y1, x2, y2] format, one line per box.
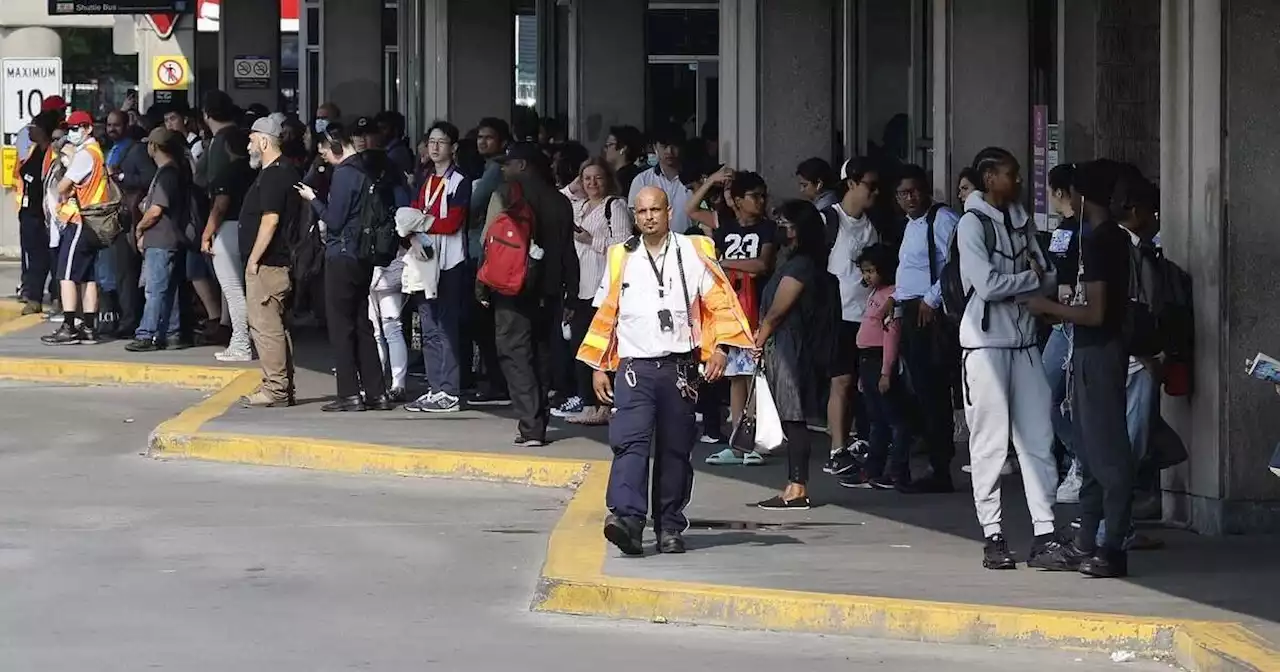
[238, 116, 302, 407]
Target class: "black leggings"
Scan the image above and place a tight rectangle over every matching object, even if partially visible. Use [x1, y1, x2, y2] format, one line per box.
[784, 421, 811, 485]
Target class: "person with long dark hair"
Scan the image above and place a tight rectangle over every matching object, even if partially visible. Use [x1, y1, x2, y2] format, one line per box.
[755, 199, 829, 510]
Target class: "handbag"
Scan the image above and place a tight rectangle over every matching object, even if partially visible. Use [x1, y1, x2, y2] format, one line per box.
[78, 179, 125, 249]
[728, 360, 785, 455]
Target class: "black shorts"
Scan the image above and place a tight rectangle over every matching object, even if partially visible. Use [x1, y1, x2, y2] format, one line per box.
[828, 320, 862, 378]
[56, 223, 99, 285]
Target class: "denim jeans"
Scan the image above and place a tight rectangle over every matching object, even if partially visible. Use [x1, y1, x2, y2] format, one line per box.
[136, 247, 185, 341]
[1042, 325, 1074, 456]
[94, 241, 117, 291]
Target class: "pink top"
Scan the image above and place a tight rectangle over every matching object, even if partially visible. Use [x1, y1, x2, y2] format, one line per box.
[856, 285, 901, 377]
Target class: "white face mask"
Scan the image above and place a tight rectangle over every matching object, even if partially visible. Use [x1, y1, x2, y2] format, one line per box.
[314, 118, 329, 134]
[67, 129, 85, 145]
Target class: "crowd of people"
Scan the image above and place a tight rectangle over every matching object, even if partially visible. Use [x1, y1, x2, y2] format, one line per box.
[13, 89, 1191, 577]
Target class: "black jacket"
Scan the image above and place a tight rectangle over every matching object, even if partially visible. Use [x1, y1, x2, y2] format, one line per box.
[495, 173, 578, 303]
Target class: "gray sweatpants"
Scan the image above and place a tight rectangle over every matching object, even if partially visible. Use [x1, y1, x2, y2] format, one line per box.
[1070, 337, 1135, 551]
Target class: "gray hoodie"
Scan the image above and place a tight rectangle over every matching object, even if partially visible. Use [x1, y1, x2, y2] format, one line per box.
[955, 191, 1054, 349]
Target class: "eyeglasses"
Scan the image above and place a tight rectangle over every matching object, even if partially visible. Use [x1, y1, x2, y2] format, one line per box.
[427, 139, 452, 148]
[744, 191, 767, 201]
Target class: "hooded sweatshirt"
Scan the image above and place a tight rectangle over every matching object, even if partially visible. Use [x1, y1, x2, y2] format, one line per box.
[955, 191, 1055, 349]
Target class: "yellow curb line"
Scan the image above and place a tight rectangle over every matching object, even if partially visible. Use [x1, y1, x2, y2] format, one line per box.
[0, 347, 1275, 670]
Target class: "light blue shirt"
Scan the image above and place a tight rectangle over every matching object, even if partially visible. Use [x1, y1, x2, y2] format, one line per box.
[894, 205, 960, 308]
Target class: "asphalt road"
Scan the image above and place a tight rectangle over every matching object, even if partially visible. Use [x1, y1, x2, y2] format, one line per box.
[0, 374, 1172, 670]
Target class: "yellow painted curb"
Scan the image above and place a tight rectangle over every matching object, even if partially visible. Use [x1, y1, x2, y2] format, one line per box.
[0, 351, 1276, 670]
[0, 357, 245, 390]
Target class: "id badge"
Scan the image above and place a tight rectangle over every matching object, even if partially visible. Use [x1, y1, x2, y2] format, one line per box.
[657, 308, 674, 333]
[1049, 228, 1073, 254]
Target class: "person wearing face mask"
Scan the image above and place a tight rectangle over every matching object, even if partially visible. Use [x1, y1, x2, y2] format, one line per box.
[42, 111, 109, 345]
[627, 124, 692, 234]
[313, 102, 340, 141]
[237, 116, 303, 407]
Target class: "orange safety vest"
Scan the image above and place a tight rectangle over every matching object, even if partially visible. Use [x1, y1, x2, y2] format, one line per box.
[577, 234, 754, 372]
[57, 140, 109, 225]
[13, 145, 56, 209]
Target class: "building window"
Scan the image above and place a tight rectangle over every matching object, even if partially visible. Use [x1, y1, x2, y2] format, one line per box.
[646, 6, 719, 57]
[515, 12, 537, 109]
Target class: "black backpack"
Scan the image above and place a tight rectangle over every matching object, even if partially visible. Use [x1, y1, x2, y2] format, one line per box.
[1123, 241, 1164, 358]
[354, 168, 400, 268]
[939, 209, 998, 327]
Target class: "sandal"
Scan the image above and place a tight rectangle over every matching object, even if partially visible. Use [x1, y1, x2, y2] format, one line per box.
[705, 448, 766, 466]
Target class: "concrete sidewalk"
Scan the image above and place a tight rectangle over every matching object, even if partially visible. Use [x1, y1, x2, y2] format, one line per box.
[1, 300, 1277, 670]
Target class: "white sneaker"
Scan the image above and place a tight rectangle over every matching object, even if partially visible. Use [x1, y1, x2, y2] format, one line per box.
[214, 347, 253, 363]
[1056, 460, 1082, 504]
[960, 460, 1016, 476]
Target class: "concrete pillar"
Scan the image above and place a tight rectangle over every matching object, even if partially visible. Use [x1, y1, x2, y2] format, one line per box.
[449, 0, 513, 131]
[571, 0, 644, 149]
[218, 0, 280, 109]
[759, 0, 835, 197]
[948, 0, 1029, 186]
[1160, 0, 1280, 534]
[719, 0, 759, 171]
[0, 26, 61, 259]
[135, 17, 197, 113]
[322, 0, 382, 119]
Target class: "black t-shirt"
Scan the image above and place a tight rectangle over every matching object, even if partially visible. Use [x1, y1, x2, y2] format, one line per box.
[238, 159, 303, 267]
[1074, 220, 1131, 346]
[205, 125, 254, 222]
[713, 218, 777, 262]
[17, 148, 46, 219]
[1048, 216, 1080, 285]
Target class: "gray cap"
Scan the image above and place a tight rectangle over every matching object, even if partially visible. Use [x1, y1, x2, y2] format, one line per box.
[250, 115, 283, 139]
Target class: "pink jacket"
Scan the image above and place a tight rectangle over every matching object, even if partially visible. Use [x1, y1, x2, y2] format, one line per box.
[856, 286, 901, 377]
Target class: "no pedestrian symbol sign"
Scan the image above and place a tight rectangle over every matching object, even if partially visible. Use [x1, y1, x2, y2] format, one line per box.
[154, 57, 187, 90]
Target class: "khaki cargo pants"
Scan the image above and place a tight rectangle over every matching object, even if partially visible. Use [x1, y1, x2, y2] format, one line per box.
[246, 264, 295, 399]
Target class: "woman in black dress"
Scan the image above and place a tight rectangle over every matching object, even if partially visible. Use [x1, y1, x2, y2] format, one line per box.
[754, 200, 834, 510]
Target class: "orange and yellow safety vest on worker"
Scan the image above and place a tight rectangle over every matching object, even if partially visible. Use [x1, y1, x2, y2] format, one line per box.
[56, 139, 109, 226]
[577, 234, 754, 372]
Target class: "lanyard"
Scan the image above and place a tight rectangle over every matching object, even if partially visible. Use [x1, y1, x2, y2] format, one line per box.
[644, 235, 672, 299]
[423, 171, 450, 213]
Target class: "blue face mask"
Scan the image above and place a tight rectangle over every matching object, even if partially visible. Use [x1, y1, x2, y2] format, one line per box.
[646, 152, 658, 167]
[314, 118, 329, 134]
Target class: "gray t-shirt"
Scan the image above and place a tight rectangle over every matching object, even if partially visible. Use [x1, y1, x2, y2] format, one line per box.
[141, 163, 187, 250]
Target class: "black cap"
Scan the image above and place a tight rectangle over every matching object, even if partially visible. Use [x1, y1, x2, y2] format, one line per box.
[495, 141, 545, 164]
[352, 116, 374, 136]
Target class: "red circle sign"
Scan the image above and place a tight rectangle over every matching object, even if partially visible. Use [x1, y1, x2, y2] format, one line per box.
[157, 59, 185, 87]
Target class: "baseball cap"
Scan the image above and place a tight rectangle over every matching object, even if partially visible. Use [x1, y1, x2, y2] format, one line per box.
[66, 110, 94, 127]
[352, 116, 374, 135]
[41, 95, 68, 112]
[495, 141, 545, 164]
[146, 126, 180, 148]
[250, 115, 283, 139]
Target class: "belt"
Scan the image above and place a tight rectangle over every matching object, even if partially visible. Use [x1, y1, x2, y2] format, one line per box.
[627, 351, 696, 364]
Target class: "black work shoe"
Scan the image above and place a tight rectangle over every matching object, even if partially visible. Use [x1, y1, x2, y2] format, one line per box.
[1079, 548, 1129, 578]
[603, 514, 644, 556]
[366, 394, 397, 411]
[124, 338, 160, 353]
[513, 435, 546, 448]
[983, 534, 1017, 570]
[41, 324, 81, 345]
[658, 531, 686, 554]
[1028, 538, 1089, 571]
[321, 395, 366, 412]
[164, 336, 193, 351]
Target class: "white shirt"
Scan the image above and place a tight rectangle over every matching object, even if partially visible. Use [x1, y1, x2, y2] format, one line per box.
[565, 189, 632, 300]
[593, 233, 715, 360]
[66, 140, 99, 183]
[628, 166, 693, 234]
[186, 132, 204, 163]
[826, 204, 879, 322]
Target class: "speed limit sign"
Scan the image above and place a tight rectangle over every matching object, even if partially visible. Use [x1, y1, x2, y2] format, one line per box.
[2, 57, 63, 138]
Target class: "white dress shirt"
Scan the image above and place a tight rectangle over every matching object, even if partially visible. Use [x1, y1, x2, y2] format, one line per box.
[593, 233, 715, 360]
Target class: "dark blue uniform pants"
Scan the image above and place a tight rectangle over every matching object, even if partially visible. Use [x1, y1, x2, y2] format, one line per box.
[607, 357, 697, 534]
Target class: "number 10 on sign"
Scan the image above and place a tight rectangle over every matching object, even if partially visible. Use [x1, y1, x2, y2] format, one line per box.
[2, 58, 63, 137]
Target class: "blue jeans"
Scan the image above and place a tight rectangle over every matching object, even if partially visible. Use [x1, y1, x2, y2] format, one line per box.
[417, 265, 465, 396]
[94, 241, 117, 291]
[1096, 362, 1157, 546]
[136, 247, 185, 341]
[1042, 325, 1074, 456]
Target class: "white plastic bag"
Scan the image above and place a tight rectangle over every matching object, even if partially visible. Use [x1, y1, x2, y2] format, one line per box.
[752, 372, 785, 453]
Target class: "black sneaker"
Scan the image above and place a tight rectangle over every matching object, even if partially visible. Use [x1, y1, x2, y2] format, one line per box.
[41, 324, 81, 346]
[164, 336, 193, 351]
[756, 495, 811, 511]
[824, 450, 860, 476]
[513, 435, 546, 448]
[869, 474, 900, 490]
[469, 390, 512, 407]
[983, 534, 1017, 570]
[79, 327, 101, 345]
[837, 470, 873, 489]
[124, 338, 160, 352]
[1028, 538, 1089, 571]
[1079, 548, 1129, 578]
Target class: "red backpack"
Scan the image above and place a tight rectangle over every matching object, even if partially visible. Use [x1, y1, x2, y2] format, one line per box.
[477, 181, 535, 296]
